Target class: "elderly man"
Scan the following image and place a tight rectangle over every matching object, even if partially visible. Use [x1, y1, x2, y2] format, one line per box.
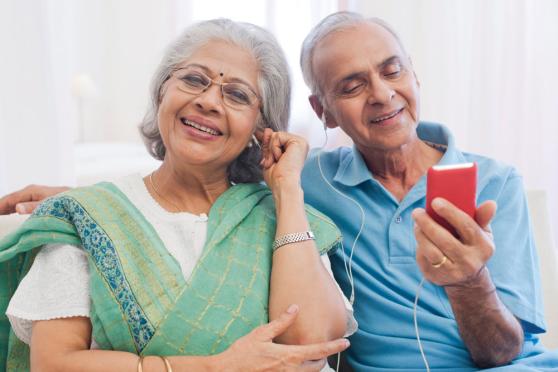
[299, 11, 557, 371]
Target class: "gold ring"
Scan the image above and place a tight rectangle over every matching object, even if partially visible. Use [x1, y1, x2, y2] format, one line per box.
[432, 255, 447, 268]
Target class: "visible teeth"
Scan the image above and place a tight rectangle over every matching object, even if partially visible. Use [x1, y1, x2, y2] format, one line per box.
[371, 109, 401, 123]
[182, 119, 220, 135]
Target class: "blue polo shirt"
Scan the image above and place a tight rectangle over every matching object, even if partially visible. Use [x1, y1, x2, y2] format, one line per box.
[302, 122, 557, 371]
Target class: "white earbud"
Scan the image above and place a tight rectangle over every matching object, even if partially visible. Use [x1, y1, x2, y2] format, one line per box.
[251, 134, 261, 148]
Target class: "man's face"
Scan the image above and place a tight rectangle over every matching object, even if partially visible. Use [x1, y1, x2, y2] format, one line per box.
[312, 22, 420, 153]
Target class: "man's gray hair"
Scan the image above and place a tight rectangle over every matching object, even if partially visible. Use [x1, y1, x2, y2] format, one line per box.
[300, 11, 407, 98]
[140, 18, 291, 183]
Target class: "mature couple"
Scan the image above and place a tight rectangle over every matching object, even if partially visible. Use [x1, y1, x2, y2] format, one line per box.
[1, 11, 557, 372]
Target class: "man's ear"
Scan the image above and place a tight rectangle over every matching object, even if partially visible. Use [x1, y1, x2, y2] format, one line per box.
[408, 57, 420, 88]
[308, 95, 338, 129]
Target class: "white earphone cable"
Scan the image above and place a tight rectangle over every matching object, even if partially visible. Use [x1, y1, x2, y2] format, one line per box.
[317, 117, 430, 372]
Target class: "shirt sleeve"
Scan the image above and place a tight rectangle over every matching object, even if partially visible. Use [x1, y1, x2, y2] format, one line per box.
[320, 254, 358, 337]
[6, 243, 91, 345]
[486, 173, 546, 333]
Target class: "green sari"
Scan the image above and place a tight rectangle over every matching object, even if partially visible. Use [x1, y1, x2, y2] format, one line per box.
[0, 182, 341, 371]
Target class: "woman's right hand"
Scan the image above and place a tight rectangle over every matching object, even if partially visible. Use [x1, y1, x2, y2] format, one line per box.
[257, 129, 309, 193]
[214, 304, 350, 371]
[0, 184, 69, 214]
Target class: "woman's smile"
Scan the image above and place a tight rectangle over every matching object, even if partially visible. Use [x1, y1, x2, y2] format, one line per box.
[179, 116, 223, 140]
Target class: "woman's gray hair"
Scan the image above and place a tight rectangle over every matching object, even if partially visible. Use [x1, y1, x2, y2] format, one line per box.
[140, 18, 291, 183]
[300, 11, 407, 99]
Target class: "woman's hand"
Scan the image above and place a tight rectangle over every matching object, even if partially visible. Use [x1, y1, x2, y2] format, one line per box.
[257, 128, 309, 192]
[214, 304, 350, 371]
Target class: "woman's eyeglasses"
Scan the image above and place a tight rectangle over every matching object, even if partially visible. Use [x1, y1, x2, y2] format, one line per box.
[171, 67, 260, 110]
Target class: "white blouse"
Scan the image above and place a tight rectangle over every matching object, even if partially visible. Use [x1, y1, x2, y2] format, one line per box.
[6, 174, 357, 349]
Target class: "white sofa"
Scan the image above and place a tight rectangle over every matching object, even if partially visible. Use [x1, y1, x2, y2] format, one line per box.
[526, 190, 558, 349]
[0, 190, 556, 348]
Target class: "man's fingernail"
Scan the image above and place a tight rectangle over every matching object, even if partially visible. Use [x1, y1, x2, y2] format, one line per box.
[343, 339, 350, 347]
[15, 204, 26, 214]
[287, 304, 298, 314]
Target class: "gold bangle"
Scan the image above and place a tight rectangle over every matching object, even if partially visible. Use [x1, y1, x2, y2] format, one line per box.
[137, 356, 144, 372]
[159, 356, 173, 372]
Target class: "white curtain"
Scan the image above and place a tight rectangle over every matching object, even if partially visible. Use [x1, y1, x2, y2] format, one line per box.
[346, 0, 558, 243]
[0, 0, 76, 191]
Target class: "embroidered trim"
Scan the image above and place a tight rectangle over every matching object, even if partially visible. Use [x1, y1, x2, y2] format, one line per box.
[33, 197, 154, 351]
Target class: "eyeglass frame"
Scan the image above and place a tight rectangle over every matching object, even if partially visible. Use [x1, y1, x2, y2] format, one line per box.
[164, 66, 262, 111]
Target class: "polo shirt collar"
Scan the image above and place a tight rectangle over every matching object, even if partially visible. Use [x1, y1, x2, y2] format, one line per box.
[332, 144, 374, 186]
[332, 121, 466, 187]
[417, 121, 467, 165]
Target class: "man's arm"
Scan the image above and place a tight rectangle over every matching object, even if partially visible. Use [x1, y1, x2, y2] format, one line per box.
[0, 185, 69, 214]
[444, 267, 523, 367]
[413, 199, 523, 367]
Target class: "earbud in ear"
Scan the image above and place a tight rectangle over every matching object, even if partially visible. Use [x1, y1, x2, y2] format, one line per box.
[251, 134, 261, 149]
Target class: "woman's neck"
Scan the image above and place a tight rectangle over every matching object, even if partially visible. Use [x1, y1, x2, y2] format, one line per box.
[144, 160, 230, 215]
[360, 139, 443, 201]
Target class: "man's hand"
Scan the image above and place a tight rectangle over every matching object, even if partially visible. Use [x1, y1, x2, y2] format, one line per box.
[0, 185, 70, 215]
[216, 304, 350, 371]
[412, 199, 523, 367]
[412, 198, 497, 286]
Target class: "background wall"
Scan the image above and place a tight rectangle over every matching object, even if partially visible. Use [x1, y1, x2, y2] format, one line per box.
[0, 0, 556, 247]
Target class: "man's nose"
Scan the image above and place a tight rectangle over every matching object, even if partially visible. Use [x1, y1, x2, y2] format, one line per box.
[366, 79, 395, 105]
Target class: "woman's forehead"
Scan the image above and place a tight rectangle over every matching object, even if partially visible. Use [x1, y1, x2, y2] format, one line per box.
[180, 40, 259, 83]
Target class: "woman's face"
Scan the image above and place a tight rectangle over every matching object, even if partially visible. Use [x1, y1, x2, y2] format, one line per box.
[157, 40, 261, 173]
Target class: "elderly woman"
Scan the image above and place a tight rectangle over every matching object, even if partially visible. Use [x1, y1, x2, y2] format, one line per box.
[0, 19, 352, 371]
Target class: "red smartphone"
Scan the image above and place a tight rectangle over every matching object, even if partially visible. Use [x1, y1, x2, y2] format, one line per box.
[426, 162, 477, 237]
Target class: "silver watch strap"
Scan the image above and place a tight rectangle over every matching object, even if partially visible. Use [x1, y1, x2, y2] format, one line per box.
[272, 231, 315, 251]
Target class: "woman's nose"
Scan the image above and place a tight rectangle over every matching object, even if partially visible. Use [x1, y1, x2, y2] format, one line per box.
[193, 83, 225, 113]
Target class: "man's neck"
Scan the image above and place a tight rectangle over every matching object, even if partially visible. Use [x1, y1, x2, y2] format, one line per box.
[360, 140, 443, 201]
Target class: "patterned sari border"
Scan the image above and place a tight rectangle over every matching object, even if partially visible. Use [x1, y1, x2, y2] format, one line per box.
[33, 196, 154, 351]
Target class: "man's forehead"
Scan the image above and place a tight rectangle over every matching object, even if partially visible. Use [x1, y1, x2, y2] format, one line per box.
[313, 22, 405, 79]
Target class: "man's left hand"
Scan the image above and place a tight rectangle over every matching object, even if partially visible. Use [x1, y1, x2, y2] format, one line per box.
[412, 198, 497, 287]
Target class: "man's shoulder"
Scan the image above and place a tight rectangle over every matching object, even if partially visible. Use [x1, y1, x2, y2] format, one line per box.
[304, 147, 353, 174]
[461, 151, 521, 187]
[302, 147, 354, 203]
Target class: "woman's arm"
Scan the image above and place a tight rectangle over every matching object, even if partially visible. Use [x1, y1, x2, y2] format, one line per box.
[259, 129, 347, 345]
[31, 317, 216, 372]
[30, 311, 348, 372]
